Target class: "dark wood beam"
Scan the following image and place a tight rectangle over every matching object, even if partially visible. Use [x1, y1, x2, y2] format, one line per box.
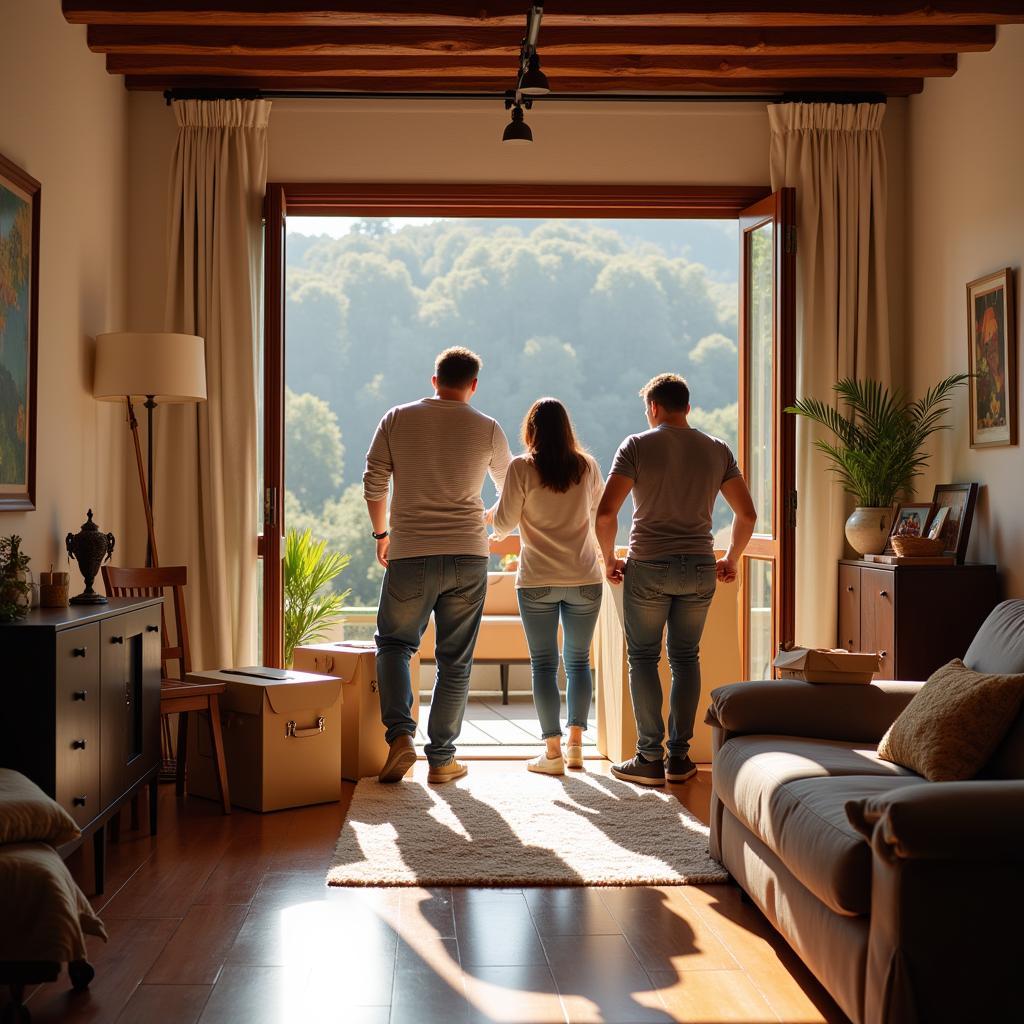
[108, 53, 956, 79]
[62, 1, 1024, 28]
[87, 24, 997, 57]
[125, 73, 926, 96]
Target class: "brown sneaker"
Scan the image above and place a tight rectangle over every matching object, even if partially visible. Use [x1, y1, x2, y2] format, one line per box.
[379, 735, 417, 783]
[427, 758, 468, 784]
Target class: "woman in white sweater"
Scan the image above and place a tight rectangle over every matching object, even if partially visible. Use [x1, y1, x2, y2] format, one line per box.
[489, 398, 605, 775]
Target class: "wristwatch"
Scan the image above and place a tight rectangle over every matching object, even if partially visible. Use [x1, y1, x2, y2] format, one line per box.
[372, 529, 389, 540]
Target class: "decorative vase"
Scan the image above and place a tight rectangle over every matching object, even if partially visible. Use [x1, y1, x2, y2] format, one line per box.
[65, 510, 116, 605]
[845, 506, 893, 556]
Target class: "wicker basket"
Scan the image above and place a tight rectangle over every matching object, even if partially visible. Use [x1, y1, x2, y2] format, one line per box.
[891, 536, 945, 557]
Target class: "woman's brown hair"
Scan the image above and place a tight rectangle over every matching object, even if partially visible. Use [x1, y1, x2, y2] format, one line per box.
[521, 398, 587, 493]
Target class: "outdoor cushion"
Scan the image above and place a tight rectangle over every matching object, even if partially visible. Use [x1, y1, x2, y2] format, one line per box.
[421, 615, 533, 662]
[878, 659, 1024, 782]
[714, 736, 920, 915]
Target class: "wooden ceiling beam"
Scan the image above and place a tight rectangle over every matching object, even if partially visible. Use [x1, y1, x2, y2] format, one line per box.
[63, 1, 1024, 29]
[107, 53, 956, 79]
[87, 24, 997, 57]
[125, 73, 926, 96]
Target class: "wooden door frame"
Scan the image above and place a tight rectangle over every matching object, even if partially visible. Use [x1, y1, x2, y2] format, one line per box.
[260, 181, 772, 667]
[737, 187, 796, 678]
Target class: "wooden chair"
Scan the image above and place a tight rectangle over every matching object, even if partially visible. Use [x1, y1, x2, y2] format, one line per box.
[102, 565, 231, 815]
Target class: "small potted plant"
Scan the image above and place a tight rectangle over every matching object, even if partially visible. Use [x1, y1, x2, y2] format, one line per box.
[0, 535, 32, 622]
[786, 375, 968, 556]
[283, 527, 351, 667]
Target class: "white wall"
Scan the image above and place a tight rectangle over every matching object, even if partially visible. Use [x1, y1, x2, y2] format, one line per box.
[0, 1, 130, 574]
[906, 26, 1024, 597]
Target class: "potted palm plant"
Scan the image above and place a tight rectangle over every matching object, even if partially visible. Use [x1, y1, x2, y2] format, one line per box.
[283, 527, 351, 667]
[786, 375, 968, 555]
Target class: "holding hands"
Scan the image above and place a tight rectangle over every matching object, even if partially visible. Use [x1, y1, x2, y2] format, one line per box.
[716, 556, 737, 583]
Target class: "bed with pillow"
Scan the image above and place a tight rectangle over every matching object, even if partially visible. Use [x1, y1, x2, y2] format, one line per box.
[0, 770, 106, 1024]
[705, 600, 1024, 1024]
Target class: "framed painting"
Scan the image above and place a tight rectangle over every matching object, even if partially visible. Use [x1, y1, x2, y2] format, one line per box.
[884, 502, 934, 554]
[930, 483, 979, 564]
[967, 268, 1017, 449]
[0, 152, 39, 511]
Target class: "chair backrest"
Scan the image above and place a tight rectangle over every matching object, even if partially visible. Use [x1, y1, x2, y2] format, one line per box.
[102, 564, 192, 680]
[965, 600, 1024, 779]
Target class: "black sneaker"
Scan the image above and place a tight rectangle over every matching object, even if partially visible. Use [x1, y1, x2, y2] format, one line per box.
[666, 755, 698, 783]
[611, 754, 665, 787]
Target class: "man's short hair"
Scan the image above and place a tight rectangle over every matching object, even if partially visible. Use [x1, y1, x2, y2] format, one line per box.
[640, 373, 690, 412]
[435, 347, 482, 388]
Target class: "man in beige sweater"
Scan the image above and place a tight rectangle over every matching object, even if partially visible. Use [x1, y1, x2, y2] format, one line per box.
[363, 348, 511, 784]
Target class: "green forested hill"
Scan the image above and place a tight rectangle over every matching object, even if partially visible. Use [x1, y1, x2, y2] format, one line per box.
[284, 218, 738, 602]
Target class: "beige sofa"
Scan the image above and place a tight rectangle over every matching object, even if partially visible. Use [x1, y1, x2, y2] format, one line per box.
[706, 600, 1024, 1024]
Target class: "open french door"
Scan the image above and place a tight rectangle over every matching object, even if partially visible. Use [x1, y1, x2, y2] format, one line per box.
[737, 189, 796, 679]
[261, 183, 286, 666]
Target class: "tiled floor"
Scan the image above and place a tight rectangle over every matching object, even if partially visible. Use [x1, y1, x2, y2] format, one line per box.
[415, 696, 600, 758]
[24, 761, 849, 1024]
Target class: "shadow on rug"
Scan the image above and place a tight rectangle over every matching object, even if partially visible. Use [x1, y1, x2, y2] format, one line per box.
[328, 769, 727, 887]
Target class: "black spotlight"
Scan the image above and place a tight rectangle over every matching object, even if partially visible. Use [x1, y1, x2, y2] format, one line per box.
[520, 52, 550, 96]
[502, 103, 533, 144]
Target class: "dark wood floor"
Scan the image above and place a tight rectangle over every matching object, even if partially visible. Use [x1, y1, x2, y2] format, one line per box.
[22, 762, 847, 1024]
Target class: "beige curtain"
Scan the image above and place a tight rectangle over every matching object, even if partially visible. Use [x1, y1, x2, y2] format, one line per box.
[158, 99, 271, 669]
[768, 102, 891, 648]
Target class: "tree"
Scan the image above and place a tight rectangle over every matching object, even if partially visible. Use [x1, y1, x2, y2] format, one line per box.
[286, 388, 344, 512]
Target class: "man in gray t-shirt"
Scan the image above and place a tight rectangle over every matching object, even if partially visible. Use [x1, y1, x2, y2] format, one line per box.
[596, 373, 756, 787]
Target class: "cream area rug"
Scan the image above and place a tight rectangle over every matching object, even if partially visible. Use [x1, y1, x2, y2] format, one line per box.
[327, 769, 726, 887]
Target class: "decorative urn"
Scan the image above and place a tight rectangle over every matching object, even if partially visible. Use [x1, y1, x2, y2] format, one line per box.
[65, 510, 115, 605]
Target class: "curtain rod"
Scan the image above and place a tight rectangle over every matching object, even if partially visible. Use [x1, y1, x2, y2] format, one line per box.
[163, 88, 887, 106]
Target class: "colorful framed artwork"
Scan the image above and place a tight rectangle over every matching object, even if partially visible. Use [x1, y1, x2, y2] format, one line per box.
[885, 502, 934, 553]
[931, 483, 979, 564]
[0, 152, 40, 511]
[967, 268, 1017, 449]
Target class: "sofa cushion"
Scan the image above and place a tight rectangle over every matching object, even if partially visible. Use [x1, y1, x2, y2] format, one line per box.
[878, 659, 1024, 782]
[714, 736, 922, 915]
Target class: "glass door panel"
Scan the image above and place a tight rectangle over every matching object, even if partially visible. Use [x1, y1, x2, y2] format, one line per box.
[738, 190, 796, 679]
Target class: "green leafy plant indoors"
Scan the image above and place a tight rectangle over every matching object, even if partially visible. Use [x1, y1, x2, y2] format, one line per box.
[283, 527, 351, 667]
[785, 375, 969, 508]
[0, 535, 32, 623]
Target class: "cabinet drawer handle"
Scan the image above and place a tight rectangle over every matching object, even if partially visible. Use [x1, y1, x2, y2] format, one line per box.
[880, 650, 889, 658]
[879, 590, 889, 598]
[72, 796, 87, 807]
[72, 739, 87, 750]
[72, 647, 87, 658]
[146, 624, 160, 633]
[110, 634, 124, 644]
[73, 690, 88, 701]
[846, 585, 855, 592]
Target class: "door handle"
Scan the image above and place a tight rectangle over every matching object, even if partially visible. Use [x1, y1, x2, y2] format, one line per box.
[110, 634, 124, 644]
[72, 739, 87, 749]
[72, 647, 87, 657]
[146, 624, 160, 633]
[73, 690, 88, 701]
[73, 796, 87, 807]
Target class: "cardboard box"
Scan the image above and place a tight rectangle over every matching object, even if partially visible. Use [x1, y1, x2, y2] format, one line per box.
[187, 667, 343, 812]
[774, 647, 881, 684]
[292, 641, 420, 781]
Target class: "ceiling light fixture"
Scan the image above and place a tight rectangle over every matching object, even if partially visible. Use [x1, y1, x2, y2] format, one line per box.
[501, 2, 547, 144]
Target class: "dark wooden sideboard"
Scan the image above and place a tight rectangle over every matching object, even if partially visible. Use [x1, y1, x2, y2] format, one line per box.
[0, 596, 162, 893]
[838, 560, 998, 680]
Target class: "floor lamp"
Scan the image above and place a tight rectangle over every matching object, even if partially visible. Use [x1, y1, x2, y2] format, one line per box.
[93, 333, 207, 567]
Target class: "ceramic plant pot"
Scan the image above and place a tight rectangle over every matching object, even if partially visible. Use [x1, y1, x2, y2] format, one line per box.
[845, 506, 893, 556]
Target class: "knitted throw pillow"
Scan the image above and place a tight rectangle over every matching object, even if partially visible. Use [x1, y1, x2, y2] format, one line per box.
[878, 659, 1024, 782]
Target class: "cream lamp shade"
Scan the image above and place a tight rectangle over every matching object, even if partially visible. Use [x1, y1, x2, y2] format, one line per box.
[93, 332, 207, 402]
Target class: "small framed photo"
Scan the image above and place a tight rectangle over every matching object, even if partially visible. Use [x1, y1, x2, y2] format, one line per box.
[931, 483, 979, 564]
[967, 268, 1017, 448]
[886, 502, 934, 552]
[926, 506, 950, 541]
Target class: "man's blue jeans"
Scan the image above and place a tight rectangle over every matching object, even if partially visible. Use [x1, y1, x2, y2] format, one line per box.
[517, 584, 603, 739]
[375, 554, 488, 767]
[622, 554, 717, 761]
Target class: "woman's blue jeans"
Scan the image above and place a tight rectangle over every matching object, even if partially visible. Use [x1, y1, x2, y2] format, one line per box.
[517, 584, 603, 739]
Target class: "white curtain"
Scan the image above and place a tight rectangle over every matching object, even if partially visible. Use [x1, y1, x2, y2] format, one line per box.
[768, 102, 891, 648]
[158, 99, 271, 669]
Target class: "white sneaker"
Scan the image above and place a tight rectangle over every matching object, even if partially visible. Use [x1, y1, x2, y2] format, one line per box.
[527, 752, 565, 776]
[565, 743, 584, 769]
